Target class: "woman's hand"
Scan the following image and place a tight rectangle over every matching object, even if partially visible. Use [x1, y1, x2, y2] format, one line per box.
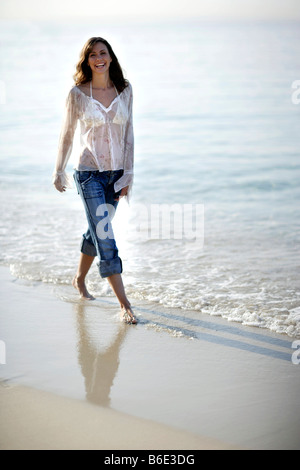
[115, 186, 129, 201]
[53, 176, 66, 193]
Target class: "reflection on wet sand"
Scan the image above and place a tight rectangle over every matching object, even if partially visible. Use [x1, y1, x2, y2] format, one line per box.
[74, 303, 128, 407]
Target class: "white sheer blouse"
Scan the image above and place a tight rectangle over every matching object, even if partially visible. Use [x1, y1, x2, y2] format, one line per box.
[53, 81, 134, 197]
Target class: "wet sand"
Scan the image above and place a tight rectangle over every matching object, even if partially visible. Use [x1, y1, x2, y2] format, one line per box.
[0, 266, 299, 450]
[0, 382, 234, 450]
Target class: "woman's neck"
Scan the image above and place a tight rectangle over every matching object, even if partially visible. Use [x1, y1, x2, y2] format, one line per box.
[91, 73, 112, 90]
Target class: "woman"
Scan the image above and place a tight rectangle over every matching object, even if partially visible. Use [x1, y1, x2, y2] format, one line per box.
[53, 37, 137, 324]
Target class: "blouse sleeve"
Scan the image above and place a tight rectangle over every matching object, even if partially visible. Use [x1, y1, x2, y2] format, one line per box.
[53, 88, 79, 188]
[114, 83, 134, 201]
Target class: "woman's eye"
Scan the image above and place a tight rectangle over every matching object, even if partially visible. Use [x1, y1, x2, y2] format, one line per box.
[90, 52, 106, 58]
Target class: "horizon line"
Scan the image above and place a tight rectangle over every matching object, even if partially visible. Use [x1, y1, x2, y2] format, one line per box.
[1, 15, 300, 23]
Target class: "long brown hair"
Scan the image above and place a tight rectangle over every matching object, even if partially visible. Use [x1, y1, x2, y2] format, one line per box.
[73, 37, 128, 93]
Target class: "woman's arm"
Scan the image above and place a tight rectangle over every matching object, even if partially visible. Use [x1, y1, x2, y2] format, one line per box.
[114, 84, 134, 201]
[53, 89, 78, 192]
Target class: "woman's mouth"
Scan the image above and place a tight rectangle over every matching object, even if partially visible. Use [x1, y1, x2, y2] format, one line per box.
[95, 63, 105, 69]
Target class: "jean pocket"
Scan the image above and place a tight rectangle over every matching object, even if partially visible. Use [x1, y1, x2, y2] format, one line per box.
[78, 171, 94, 185]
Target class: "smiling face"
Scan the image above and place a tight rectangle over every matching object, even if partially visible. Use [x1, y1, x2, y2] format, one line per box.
[88, 42, 112, 75]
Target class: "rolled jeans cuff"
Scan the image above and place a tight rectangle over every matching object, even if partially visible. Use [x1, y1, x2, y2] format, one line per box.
[98, 257, 123, 278]
[81, 236, 97, 257]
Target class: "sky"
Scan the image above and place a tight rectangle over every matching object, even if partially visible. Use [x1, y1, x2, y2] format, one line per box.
[1, 0, 300, 21]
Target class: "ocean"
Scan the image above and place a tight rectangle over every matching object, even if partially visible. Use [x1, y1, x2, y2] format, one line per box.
[0, 18, 299, 338]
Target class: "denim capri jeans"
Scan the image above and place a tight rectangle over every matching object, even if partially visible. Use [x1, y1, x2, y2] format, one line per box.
[74, 169, 124, 278]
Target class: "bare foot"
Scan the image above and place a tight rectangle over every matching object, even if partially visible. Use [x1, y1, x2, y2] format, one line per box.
[120, 305, 138, 324]
[72, 276, 95, 300]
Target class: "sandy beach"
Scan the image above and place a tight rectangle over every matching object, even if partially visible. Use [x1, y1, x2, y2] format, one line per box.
[0, 382, 232, 450]
[0, 266, 300, 450]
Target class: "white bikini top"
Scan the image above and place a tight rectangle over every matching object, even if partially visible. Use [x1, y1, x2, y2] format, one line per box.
[86, 81, 128, 126]
[89, 81, 119, 111]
